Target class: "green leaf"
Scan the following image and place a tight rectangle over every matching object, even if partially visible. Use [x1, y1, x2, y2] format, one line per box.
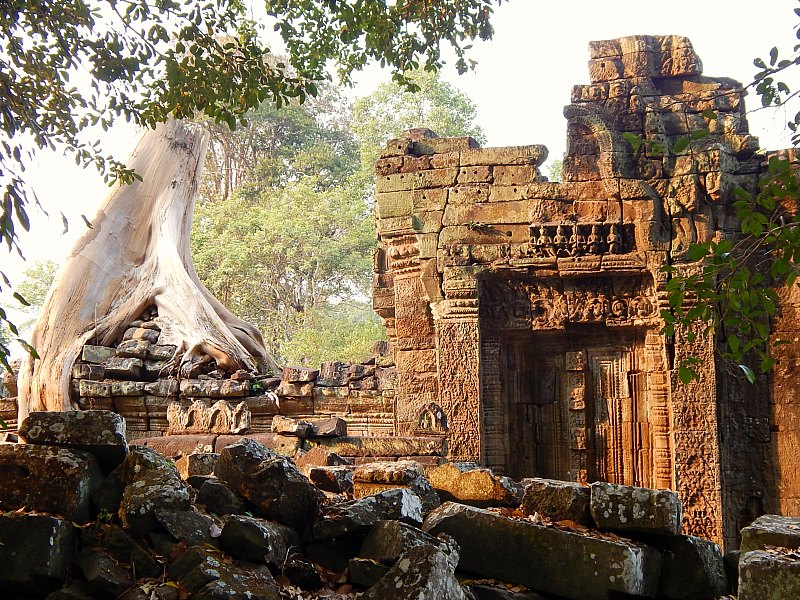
[738, 364, 756, 384]
[678, 364, 697, 384]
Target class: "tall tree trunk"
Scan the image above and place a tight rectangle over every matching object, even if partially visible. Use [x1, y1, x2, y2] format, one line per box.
[18, 119, 276, 420]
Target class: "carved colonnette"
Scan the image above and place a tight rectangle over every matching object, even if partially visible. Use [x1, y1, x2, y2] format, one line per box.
[372, 35, 784, 549]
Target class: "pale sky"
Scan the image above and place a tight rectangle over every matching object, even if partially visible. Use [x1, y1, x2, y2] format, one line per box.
[8, 0, 797, 289]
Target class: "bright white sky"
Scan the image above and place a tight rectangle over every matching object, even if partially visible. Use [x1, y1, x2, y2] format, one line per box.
[8, 0, 798, 289]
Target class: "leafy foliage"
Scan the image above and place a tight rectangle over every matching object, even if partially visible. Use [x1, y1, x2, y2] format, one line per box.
[654, 4, 800, 382]
[0, 0, 499, 371]
[352, 68, 486, 169]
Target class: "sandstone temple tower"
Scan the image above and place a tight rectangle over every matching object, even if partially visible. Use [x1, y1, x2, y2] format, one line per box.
[371, 34, 794, 549]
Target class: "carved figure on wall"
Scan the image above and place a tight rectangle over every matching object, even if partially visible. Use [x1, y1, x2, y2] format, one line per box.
[569, 225, 587, 256]
[416, 402, 448, 434]
[588, 225, 605, 254]
[607, 224, 623, 254]
[536, 226, 555, 257]
[554, 224, 571, 257]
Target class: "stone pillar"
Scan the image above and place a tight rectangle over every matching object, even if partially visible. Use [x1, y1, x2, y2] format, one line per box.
[387, 235, 439, 435]
[670, 320, 723, 546]
[436, 268, 483, 462]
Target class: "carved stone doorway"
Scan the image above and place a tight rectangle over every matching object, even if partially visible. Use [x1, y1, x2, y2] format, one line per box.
[498, 326, 653, 486]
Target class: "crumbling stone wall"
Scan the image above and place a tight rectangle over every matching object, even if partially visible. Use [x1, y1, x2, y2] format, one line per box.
[372, 34, 786, 550]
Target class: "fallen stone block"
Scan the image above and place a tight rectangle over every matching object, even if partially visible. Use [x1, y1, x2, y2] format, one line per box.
[117, 445, 190, 536]
[0, 444, 102, 522]
[83, 523, 161, 579]
[77, 547, 135, 598]
[313, 488, 424, 541]
[738, 549, 800, 600]
[644, 534, 728, 599]
[429, 462, 521, 508]
[590, 481, 682, 536]
[221, 514, 302, 566]
[466, 584, 549, 600]
[215, 438, 323, 529]
[308, 465, 354, 494]
[360, 519, 459, 569]
[272, 415, 314, 437]
[155, 509, 215, 545]
[312, 417, 347, 437]
[282, 552, 325, 590]
[361, 544, 467, 600]
[353, 460, 440, 513]
[198, 478, 246, 516]
[295, 446, 351, 474]
[215, 433, 302, 457]
[168, 545, 279, 599]
[521, 478, 591, 525]
[423, 502, 662, 600]
[348, 557, 390, 588]
[176, 452, 219, 480]
[0, 514, 76, 596]
[131, 433, 216, 458]
[19, 410, 128, 470]
[741, 514, 800, 554]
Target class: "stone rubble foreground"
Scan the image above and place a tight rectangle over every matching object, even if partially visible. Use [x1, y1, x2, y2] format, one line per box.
[1, 410, 796, 599]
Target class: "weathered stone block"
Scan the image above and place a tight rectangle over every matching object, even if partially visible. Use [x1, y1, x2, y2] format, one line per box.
[0, 514, 76, 595]
[308, 465, 354, 494]
[72, 363, 105, 380]
[348, 557, 390, 588]
[448, 183, 491, 204]
[197, 479, 245, 516]
[179, 379, 249, 397]
[375, 168, 459, 193]
[312, 488, 423, 541]
[116, 338, 152, 359]
[312, 417, 347, 437]
[117, 446, 190, 536]
[521, 478, 591, 524]
[738, 549, 800, 600]
[19, 410, 128, 469]
[105, 357, 144, 379]
[590, 481, 682, 535]
[741, 514, 800, 554]
[429, 462, 521, 508]
[360, 519, 459, 568]
[381, 138, 412, 158]
[412, 136, 478, 156]
[122, 327, 160, 344]
[144, 378, 179, 396]
[443, 199, 530, 226]
[423, 502, 662, 600]
[220, 514, 301, 566]
[457, 165, 493, 184]
[460, 145, 548, 167]
[215, 438, 322, 529]
[175, 452, 218, 480]
[282, 366, 318, 382]
[360, 544, 466, 600]
[168, 399, 250, 435]
[307, 436, 446, 458]
[272, 415, 314, 437]
[493, 165, 540, 186]
[276, 380, 313, 397]
[79, 379, 112, 397]
[648, 534, 728, 599]
[0, 444, 102, 522]
[82, 345, 115, 364]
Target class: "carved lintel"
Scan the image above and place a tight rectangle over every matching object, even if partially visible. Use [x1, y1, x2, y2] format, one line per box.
[167, 399, 251, 435]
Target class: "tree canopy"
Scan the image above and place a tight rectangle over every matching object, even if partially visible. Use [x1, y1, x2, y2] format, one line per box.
[192, 69, 485, 365]
[0, 0, 501, 370]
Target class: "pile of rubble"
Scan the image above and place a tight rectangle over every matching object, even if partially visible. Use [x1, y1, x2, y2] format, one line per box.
[0, 410, 796, 599]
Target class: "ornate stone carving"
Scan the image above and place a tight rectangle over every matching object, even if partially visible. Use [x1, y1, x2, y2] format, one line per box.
[529, 223, 635, 258]
[167, 399, 250, 435]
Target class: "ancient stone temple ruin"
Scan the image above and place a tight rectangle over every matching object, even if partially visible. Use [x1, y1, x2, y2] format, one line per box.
[5, 35, 798, 557]
[371, 34, 796, 551]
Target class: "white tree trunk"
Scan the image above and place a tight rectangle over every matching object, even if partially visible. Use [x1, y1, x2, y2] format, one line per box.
[18, 119, 276, 420]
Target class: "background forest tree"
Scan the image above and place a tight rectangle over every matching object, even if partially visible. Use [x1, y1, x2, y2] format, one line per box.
[191, 71, 485, 366]
[0, 0, 498, 375]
